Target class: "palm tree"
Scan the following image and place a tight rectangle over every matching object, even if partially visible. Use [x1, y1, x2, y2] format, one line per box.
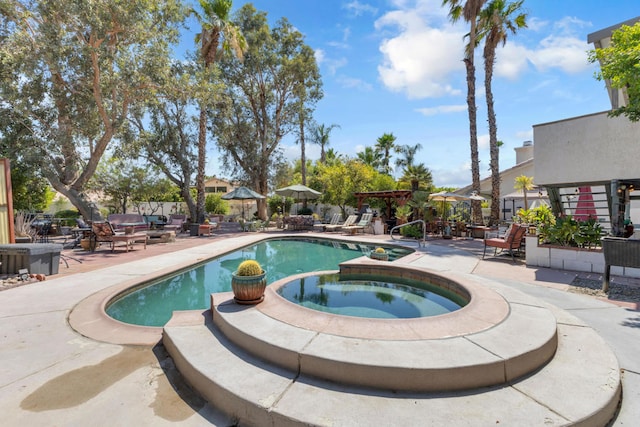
[479, 0, 527, 225]
[514, 175, 534, 210]
[400, 163, 433, 192]
[395, 143, 423, 170]
[375, 132, 397, 175]
[312, 123, 341, 164]
[442, 0, 486, 224]
[356, 146, 382, 169]
[194, 0, 245, 223]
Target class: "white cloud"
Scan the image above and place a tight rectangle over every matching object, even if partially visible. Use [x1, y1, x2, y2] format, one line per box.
[494, 43, 530, 80]
[528, 35, 592, 74]
[343, 1, 378, 17]
[316, 49, 348, 76]
[375, 9, 466, 98]
[415, 104, 466, 116]
[478, 133, 490, 151]
[336, 75, 373, 91]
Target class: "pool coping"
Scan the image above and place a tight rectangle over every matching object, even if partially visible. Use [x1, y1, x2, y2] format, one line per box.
[68, 233, 420, 345]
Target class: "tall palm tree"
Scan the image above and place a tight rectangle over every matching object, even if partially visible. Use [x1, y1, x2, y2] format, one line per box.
[442, 0, 486, 224]
[312, 123, 341, 164]
[395, 143, 423, 170]
[375, 132, 397, 175]
[514, 175, 534, 210]
[356, 146, 382, 169]
[479, 0, 527, 225]
[194, 0, 245, 223]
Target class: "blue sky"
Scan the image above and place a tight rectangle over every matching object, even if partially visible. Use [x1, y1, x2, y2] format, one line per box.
[186, 1, 638, 188]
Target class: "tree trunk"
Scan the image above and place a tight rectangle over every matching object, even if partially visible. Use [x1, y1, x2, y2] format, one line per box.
[196, 106, 207, 224]
[464, 57, 482, 224]
[485, 49, 501, 226]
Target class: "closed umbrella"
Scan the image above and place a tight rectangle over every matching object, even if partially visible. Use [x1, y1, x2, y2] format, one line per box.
[222, 186, 266, 219]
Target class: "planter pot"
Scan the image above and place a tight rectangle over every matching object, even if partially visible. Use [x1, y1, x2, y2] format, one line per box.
[231, 270, 267, 305]
[80, 238, 96, 251]
[370, 252, 389, 261]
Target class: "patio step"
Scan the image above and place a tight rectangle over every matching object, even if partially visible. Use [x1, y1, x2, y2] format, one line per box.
[163, 292, 621, 426]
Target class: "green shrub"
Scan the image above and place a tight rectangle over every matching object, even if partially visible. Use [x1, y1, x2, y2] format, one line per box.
[539, 215, 602, 248]
[54, 209, 80, 226]
[400, 224, 422, 238]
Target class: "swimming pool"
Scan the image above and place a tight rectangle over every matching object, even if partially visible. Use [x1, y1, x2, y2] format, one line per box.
[106, 238, 413, 326]
[275, 273, 465, 318]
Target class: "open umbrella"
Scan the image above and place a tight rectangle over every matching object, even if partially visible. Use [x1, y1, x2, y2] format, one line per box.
[275, 184, 322, 213]
[275, 184, 322, 200]
[428, 191, 470, 222]
[222, 186, 265, 219]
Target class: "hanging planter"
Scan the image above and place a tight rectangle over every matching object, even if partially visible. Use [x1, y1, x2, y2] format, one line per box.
[231, 260, 267, 304]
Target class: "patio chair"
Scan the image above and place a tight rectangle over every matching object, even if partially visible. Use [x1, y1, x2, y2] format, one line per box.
[164, 214, 187, 233]
[343, 213, 373, 235]
[482, 224, 527, 262]
[313, 213, 341, 232]
[324, 215, 357, 232]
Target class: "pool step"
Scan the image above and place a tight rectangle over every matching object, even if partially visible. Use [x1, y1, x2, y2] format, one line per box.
[210, 290, 557, 392]
[163, 302, 621, 426]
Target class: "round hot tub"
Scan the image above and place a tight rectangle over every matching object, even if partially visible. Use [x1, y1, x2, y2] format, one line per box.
[275, 272, 467, 319]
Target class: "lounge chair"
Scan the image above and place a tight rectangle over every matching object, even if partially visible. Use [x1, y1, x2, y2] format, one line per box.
[324, 215, 357, 232]
[164, 214, 187, 233]
[482, 224, 527, 262]
[91, 221, 148, 252]
[313, 213, 341, 232]
[343, 213, 373, 235]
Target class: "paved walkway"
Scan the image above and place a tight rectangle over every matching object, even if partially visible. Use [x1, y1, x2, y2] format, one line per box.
[0, 231, 638, 425]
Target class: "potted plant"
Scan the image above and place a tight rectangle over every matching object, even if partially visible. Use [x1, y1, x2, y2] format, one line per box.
[231, 259, 267, 304]
[370, 247, 389, 261]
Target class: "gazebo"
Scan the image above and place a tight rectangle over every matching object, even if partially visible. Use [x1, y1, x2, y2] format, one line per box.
[353, 190, 412, 219]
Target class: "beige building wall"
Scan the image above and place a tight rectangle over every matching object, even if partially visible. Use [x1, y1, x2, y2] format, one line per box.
[534, 112, 640, 186]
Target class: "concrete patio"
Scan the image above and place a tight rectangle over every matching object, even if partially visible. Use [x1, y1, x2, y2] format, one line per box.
[0, 230, 638, 426]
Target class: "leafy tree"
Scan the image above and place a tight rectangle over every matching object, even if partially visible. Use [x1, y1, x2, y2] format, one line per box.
[90, 158, 175, 214]
[442, 0, 486, 223]
[478, 0, 527, 225]
[0, 0, 187, 220]
[194, 0, 246, 223]
[0, 138, 53, 211]
[589, 22, 640, 122]
[205, 193, 229, 215]
[312, 158, 376, 218]
[514, 175, 534, 210]
[213, 5, 322, 219]
[374, 132, 397, 175]
[127, 61, 208, 221]
[311, 123, 341, 164]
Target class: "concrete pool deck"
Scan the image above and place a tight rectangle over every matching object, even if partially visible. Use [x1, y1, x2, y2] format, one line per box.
[0, 230, 639, 425]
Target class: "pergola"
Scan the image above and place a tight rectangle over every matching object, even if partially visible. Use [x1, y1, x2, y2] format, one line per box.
[353, 190, 412, 219]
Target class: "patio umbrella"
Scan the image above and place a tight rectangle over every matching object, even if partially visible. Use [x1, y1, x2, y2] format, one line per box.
[275, 184, 322, 200]
[275, 184, 322, 213]
[221, 186, 266, 219]
[428, 191, 470, 222]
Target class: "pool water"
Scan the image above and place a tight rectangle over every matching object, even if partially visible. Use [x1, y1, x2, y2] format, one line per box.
[276, 273, 465, 318]
[106, 238, 413, 326]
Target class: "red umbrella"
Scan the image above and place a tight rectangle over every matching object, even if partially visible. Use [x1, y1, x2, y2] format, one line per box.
[574, 186, 596, 221]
